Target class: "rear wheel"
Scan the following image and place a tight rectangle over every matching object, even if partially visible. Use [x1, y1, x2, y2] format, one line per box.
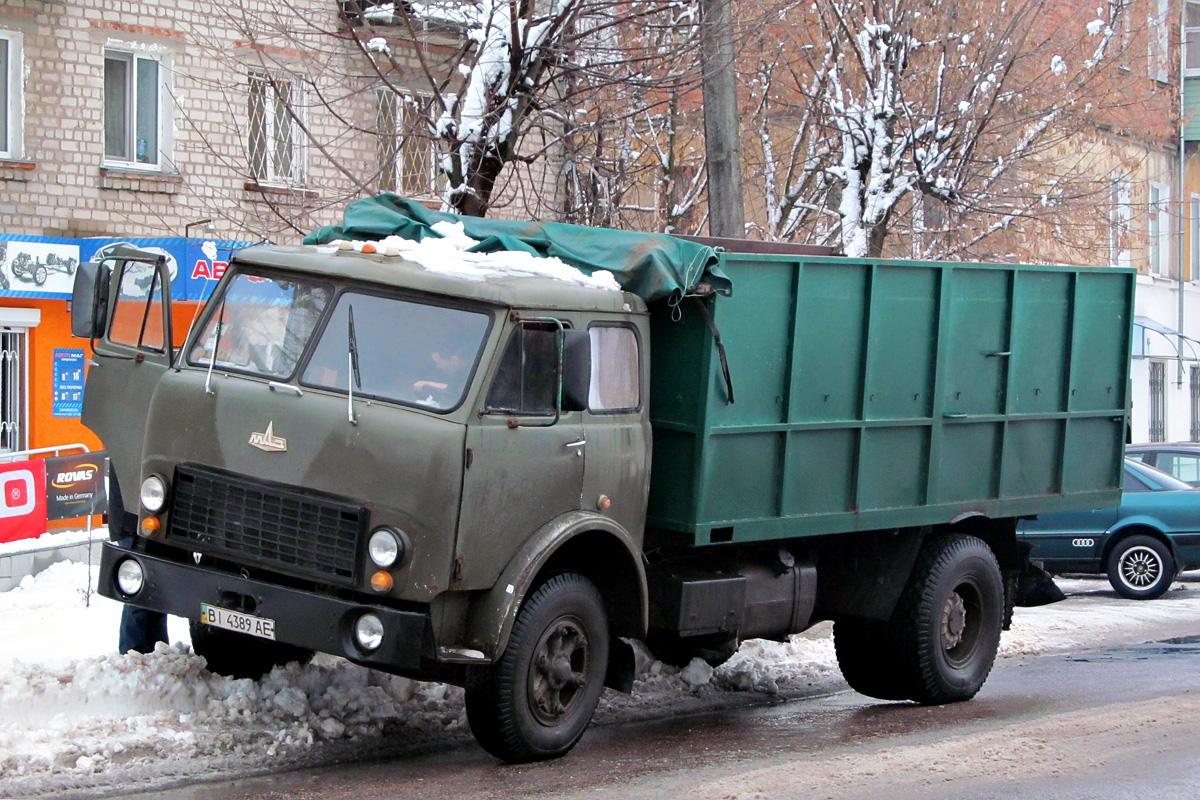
[465, 572, 609, 762]
[889, 534, 1004, 705]
[1107, 535, 1174, 600]
[189, 621, 313, 680]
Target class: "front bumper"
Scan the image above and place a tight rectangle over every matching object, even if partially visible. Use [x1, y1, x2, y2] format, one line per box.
[98, 542, 435, 671]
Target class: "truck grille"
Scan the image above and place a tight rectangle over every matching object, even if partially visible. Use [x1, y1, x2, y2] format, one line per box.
[166, 466, 367, 585]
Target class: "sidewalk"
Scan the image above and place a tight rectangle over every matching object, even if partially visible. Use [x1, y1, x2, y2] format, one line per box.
[0, 528, 106, 592]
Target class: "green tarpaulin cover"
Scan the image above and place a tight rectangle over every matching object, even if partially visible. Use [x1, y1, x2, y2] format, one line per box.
[305, 194, 730, 303]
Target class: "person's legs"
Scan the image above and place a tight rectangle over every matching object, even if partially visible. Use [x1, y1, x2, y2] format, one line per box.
[119, 605, 168, 655]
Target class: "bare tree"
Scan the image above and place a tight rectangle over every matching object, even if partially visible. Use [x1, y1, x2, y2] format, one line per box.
[744, 0, 1170, 261]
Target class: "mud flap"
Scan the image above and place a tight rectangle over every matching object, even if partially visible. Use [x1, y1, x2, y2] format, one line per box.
[605, 637, 636, 693]
[1013, 561, 1066, 609]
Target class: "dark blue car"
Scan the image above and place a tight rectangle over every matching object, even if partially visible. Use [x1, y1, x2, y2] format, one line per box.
[1016, 458, 1200, 600]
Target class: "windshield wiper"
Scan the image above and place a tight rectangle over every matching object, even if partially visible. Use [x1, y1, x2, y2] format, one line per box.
[347, 304, 361, 425]
[204, 302, 226, 396]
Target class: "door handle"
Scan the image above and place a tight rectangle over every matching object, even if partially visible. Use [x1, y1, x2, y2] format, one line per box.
[565, 439, 587, 449]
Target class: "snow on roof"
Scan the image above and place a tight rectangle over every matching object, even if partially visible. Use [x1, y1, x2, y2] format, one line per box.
[330, 221, 622, 292]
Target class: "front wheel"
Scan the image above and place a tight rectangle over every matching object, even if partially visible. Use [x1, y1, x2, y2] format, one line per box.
[465, 572, 609, 763]
[1107, 535, 1175, 600]
[33, 265, 46, 285]
[890, 534, 1004, 705]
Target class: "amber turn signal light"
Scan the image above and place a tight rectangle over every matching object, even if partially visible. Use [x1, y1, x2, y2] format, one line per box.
[139, 516, 162, 537]
[370, 571, 394, 593]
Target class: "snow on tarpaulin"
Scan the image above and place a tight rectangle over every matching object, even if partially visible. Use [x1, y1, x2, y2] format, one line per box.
[304, 194, 732, 303]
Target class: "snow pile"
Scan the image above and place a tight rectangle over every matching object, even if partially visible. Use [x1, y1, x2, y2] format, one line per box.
[2, 559, 1200, 796]
[330, 221, 621, 293]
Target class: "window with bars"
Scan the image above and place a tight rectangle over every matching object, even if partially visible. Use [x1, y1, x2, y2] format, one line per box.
[249, 70, 306, 185]
[1150, 361, 1166, 442]
[1191, 366, 1200, 442]
[0, 331, 23, 452]
[376, 89, 439, 196]
[104, 50, 164, 168]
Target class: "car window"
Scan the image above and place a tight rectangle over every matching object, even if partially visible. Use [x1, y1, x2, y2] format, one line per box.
[1122, 469, 1152, 492]
[1124, 458, 1195, 491]
[1125, 452, 1145, 462]
[1159, 453, 1200, 485]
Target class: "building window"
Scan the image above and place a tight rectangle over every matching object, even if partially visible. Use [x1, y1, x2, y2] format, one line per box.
[1150, 360, 1166, 442]
[1150, 0, 1170, 81]
[1191, 195, 1200, 281]
[0, 329, 23, 452]
[249, 70, 306, 185]
[1188, 1, 1200, 75]
[1192, 365, 1200, 442]
[0, 31, 22, 159]
[1109, 175, 1131, 268]
[376, 90, 438, 196]
[104, 50, 165, 168]
[1149, 182, 1170, 276]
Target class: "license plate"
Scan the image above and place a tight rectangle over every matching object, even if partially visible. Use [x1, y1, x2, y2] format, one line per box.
[200, 603, 276, 641]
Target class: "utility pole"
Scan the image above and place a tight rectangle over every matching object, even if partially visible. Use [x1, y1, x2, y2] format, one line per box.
[699, 0, 745, 239]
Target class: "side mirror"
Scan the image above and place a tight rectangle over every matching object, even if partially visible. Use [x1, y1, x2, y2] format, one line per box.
[561, 329, 591, 413]
[71, 261, 110, 339]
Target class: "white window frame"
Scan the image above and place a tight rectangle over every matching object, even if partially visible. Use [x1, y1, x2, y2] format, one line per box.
[1109, 175, 1132, 269]
[1191, 194, 1200, 281]
[0, 31, 23, 160]
[248, 69, 307, 187]
[1188, 1, 1200, 76]
[1150, 0, 1170, 82]
[1149, 182, 1170, 276]
[103, 47, 170, 171]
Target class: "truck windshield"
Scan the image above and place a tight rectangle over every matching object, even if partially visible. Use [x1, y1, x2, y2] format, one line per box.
[187, 273, 332, 379]
[301, 292, 490, 412]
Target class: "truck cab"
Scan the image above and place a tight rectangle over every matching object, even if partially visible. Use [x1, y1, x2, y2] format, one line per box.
[76, 241, 651, 760]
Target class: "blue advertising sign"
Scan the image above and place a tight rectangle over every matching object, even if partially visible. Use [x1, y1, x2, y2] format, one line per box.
[0, 234, 253, 302]
[52, 349, 86, 417]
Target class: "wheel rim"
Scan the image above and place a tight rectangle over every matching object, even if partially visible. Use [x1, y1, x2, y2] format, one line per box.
[527, 615, 590, 726]
[1118, 546, 1163, 591]
[940, 579, 983, 667]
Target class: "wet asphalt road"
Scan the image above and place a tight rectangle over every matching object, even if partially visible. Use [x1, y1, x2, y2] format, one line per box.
[127, 633, 1200, 800]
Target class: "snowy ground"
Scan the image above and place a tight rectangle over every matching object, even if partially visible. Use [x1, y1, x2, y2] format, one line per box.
[2, 531, 1200, 799]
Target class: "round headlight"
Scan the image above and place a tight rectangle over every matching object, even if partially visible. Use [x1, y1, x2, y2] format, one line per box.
[139, 476, 167, 513]
[368, 528, 401, 568]
[355, 613, 384, 652]
[116, 559, 145, 596]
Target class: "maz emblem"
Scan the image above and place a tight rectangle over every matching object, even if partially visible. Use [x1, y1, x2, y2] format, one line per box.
[249, 422, 288, 452]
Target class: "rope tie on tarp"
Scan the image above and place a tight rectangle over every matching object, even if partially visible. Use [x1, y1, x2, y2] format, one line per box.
[692, 296, 734, 405]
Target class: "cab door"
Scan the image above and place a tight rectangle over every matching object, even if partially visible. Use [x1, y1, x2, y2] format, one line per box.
[456, 317, 585, 590]
[76, 249, 176, 495]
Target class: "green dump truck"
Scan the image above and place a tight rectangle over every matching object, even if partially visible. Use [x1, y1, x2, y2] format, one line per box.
[74, 199, 1133, 763]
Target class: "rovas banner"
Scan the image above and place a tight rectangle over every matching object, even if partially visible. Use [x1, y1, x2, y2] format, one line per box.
[44, 452, 107, 521]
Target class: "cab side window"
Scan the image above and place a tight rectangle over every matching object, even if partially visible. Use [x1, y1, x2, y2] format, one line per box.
[108, 262, 166, 352]
[486, 323, 559, 415]
[588, 325, 639, 412]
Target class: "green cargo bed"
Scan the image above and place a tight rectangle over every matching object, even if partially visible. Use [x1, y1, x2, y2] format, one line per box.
[647, 254, 1135, 546]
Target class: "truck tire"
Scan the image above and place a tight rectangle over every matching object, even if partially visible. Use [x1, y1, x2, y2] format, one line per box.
[33, 265, 46, 285]
[890, 534, 1004, 705]
[465, 572, 609, 762]
[832, 619, 914, 701]
[1106, 535, 1175, 600]
[189, 620, 314, 680]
